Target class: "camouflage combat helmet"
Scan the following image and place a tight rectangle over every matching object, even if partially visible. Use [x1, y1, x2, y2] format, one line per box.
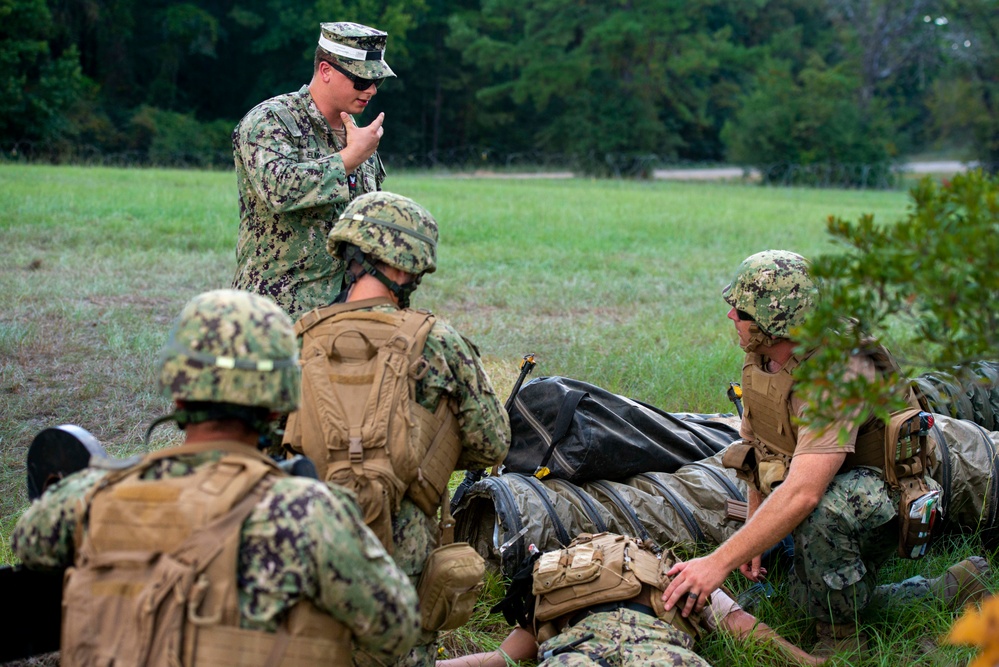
[722, 250, 815, 340]
[158, 289, 300, 413]
[328, 191, 438, 276]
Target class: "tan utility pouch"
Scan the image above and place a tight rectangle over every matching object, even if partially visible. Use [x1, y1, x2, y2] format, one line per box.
[897, 477, 934, 559]
[721, 441, 756, 484]
[416, 491, 485, 632]
[884, 409, 937, 559]
[533, 533, 642, 623]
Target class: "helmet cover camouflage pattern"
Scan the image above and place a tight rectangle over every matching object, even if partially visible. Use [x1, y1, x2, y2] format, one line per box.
[319, 22, 395, 80]
[722, 250, 816, 339]
[328, 191, 438, 275]
[158, 289, 300, 413]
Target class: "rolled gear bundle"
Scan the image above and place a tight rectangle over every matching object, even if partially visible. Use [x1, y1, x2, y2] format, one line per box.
[926, 413, 999, 546]
[453, 451, 749, 576]
[916, 361, 999, 431]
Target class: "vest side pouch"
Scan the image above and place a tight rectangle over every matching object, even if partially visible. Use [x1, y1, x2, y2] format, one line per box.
[885, 409, 937, 559]
[416, 542, 486, 632]
[721, 441, 757, 485]
[407, 401, 462, 517]
[897, 477, 935, 559]
[643, 551, 703, 641]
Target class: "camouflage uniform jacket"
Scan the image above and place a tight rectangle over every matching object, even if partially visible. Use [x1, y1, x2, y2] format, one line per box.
[232, 85, 386, 320]
[11, 446, 420, 664]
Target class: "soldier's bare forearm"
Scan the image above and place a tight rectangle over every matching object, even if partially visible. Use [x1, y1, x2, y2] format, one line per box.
[721, 610, 824, 667]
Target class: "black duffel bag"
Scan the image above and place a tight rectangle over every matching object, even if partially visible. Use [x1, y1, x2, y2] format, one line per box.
[502, 376, 740, 483]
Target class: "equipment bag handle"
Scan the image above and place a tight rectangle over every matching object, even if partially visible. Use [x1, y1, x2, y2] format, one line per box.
[534, 389, 586, 479]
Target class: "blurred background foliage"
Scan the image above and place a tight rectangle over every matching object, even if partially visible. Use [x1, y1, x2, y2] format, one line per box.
[1, 0, 996, 180]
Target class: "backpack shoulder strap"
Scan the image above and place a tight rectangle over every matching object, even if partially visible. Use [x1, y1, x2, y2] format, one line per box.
[394, 309, 436, 365]
[294, 297, 398, 337]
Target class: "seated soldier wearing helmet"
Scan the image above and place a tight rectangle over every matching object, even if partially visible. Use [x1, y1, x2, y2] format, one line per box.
[661, 251, 990, 659]
[438, 532, 822, 667]
[281, 192, 511, 667]
[12, 289, 420, 667]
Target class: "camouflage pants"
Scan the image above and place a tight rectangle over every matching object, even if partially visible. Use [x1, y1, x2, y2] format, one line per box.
[787, 467, 939, 624]
[537, 608, 710, 667]
[355, 499, 438, 667]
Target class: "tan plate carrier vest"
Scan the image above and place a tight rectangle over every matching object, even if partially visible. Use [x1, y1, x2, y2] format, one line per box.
[531, 533, 703, 641]
[61, 441, 350, 667]
[740, 345, 932, 497]
[284, 297, 463, 551]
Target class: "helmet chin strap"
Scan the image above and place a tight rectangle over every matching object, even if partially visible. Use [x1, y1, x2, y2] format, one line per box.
[342, 245, 420, 308]
[740, 322, 776, 353]
[143, 405, 276, 450]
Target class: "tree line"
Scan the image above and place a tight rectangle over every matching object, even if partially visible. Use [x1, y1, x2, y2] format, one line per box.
[2, 0, 996, 181]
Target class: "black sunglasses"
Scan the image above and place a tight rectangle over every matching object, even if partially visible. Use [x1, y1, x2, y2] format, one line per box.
[328, 61, 384, 91]
[736, 309, 754, 322]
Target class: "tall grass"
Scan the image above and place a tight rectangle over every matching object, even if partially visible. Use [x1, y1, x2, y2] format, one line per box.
[0, 164, 991, 664]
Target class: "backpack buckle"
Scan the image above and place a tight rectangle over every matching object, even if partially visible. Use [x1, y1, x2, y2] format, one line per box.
[348, 437, 364, 464]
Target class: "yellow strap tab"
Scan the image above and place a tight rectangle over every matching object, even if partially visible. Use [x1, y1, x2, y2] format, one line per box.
[534, 466, 551, 480]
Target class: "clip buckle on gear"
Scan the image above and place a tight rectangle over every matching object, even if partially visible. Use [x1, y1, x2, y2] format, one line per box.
[727, 382, 744, 418]
[542, 633, 595, 659]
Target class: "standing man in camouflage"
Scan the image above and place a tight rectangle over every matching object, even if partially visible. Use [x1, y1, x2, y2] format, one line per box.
[11, 289, 420, 666]
[283, 192, 511, 667]
[661, 250, 990, 659]
[233, 22, 394, 320]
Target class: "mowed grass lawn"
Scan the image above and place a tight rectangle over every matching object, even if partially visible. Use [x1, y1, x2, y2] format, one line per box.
[0, 164, 990, 665]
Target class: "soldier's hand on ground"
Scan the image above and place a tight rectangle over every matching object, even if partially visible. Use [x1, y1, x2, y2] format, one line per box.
[738, 556, 766, 582]
[662, 556, 728, 617]
[339, 112, 385, 172]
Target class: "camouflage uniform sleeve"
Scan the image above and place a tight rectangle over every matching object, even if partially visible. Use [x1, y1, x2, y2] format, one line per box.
[10, 468, 108, 569]
[297, 480, 421, 660]
[426, 321, 511, 470]
[234, 101, 351, 215]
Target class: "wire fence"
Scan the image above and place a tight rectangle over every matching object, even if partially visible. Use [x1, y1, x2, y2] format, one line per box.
[1, 140, 987, 189]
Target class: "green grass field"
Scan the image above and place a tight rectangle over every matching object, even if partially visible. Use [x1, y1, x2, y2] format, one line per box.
[0, 164, 991, 665]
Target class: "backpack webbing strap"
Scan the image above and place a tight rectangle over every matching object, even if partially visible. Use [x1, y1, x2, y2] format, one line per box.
[437, 489, 457, 546]
[534, 389, 586, 478]
[293, 297, 397, 336]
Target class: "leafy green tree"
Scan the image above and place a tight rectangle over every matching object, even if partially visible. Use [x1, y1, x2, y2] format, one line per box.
[794, 170, 999, 428]
[449, 0, 777, 172]
[929, 1, 998, 172]
[722, 55, 894, 186]
[0, 0, 90, 144]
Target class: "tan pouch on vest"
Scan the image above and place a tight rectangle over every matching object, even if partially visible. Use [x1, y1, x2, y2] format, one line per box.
[721, 441, 757, 485]
[897, 477, 934, 559]
[533, 533, 642, 623]
[416, 492, 485, 632]
[883, 409, 936, 559]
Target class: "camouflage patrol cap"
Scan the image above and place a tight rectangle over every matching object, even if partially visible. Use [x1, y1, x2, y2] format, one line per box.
[328, 191, 438, 275]
[158, 290, 300, 413]
[722, 250, 816, 339]
[318, 22, 395, 80]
